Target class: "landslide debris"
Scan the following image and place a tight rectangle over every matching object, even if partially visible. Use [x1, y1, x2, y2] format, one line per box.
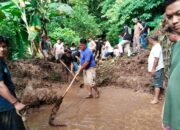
[8, 59, 67, 105]
[96, 50, 155, 93]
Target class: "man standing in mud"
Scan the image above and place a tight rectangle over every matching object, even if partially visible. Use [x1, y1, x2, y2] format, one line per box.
[163, 0, 180, 129]
[78, 38, 99, 98]
[148, 35, 164, 104]
[133, 17, 144, 54]
[60, 49, 74, 81]
[53, 39, 64, 62]
[39, 33, 50, 61]
[0, 36, 26, 130]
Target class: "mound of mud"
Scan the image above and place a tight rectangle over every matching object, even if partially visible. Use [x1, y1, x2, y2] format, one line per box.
[8, 59, 68, 105]
[96, 50, 155, 93]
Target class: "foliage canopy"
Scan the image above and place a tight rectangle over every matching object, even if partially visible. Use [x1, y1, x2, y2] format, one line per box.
[0, 0, 164, 59]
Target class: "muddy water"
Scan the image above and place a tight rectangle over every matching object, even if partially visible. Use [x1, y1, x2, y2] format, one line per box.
[26, 86, 163, 130]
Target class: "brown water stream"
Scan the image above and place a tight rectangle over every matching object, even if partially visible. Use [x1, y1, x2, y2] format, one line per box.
[26, 86, 163, 130]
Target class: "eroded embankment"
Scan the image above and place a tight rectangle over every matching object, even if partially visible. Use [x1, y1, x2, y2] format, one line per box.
[9, 51, 165, 106]
[8, 59, 69, 105]
[96, 50, 164, 93]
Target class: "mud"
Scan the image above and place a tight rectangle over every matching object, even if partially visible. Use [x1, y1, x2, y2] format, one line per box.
[7, 51, 163, 106]
[8, 59, 73, 105]
[26, 86, 163, 130]
[96, 50, 167, 93]
[7, 55, 165, 130]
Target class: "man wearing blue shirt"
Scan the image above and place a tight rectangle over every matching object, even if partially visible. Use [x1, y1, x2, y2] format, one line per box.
[78, 38, 99, 98]
[0, 36, 26, 130]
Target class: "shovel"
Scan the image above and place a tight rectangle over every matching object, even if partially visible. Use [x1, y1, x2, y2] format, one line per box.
[49, 70, 80, 126]
[60, 60, 84, 88]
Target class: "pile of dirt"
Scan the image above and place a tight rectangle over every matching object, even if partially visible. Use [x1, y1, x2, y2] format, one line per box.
[8, 59, 66, 82]
[96, 50, 155, 93]
[7, 50, 164, 105]
[8, 59, 68, 105]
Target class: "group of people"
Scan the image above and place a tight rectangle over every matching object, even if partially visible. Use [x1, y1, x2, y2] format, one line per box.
[0, 0, 180, 129]
[0, 36, 100, 130]
[40, 37, 100, 98]
[116, 17, 150, 57]
[39, 21, 149, 65]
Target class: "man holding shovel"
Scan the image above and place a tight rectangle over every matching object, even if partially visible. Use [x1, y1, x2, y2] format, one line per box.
[60, 49, 74, 81]
[77, 38, 99, 98]
[49, 39, 98, 125]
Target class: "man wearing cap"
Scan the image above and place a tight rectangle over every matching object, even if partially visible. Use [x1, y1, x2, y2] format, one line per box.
[163, 0, 180, 129]
[148, 35, 164, 104]
[78, 38, 99, 98]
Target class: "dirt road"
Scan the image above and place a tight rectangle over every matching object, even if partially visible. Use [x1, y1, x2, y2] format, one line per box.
[26, 86, 163, 130]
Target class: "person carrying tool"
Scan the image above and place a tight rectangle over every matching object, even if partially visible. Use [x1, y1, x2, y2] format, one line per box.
[77, 38, 99, 98]
[60, 49, 74, 81]
[0, 36, 26, 130]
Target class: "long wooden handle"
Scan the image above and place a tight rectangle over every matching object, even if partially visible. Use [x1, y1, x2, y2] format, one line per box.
[60, 60, 75, 77]
[62, 70, 80, 97]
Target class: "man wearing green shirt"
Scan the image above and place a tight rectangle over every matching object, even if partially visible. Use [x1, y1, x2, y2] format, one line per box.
[163, 0, 180, 129]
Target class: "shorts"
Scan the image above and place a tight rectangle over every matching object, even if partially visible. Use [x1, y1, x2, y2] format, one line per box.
[83, 67, 96, 87]
[42, 50, 48, 57]
[65, 65, 71, 74]
[0, 109, 26, 130]
[105, 52, 114, 57]
[152, 68, 164, 88]
[73, 62, 79, 72]
[55, 53, 63, 61]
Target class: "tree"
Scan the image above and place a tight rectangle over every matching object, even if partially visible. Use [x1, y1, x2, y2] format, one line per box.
[100, 0, 164, 42]
[0, 0, 73, 59]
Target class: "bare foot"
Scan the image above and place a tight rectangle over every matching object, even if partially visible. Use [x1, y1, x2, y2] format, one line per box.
[150, 99, 159, 104]
[85, 94, 93, 99]
[95, 91, 100, 98]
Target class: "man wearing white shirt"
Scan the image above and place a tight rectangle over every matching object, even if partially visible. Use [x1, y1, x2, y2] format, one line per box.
[104, 40, 114, 58]
[148, 35, 164, 104]
[53, 39, 64, 61]
[88, 38, 96, 53]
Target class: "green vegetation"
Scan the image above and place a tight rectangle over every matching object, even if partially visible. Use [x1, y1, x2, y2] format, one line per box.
[0, 0, 164, 60]
[100, 0, 164, 42]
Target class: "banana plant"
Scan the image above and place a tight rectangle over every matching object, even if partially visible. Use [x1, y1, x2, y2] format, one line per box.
[0, 0, 73, 57]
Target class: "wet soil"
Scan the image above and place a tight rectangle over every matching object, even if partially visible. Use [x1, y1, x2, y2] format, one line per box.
[26, 86, 163, 130]
[96, 51, 152, 90]
[8, 52, 165, 106]
[8, 59, 72, 105]
[7, 56, 164, 130]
